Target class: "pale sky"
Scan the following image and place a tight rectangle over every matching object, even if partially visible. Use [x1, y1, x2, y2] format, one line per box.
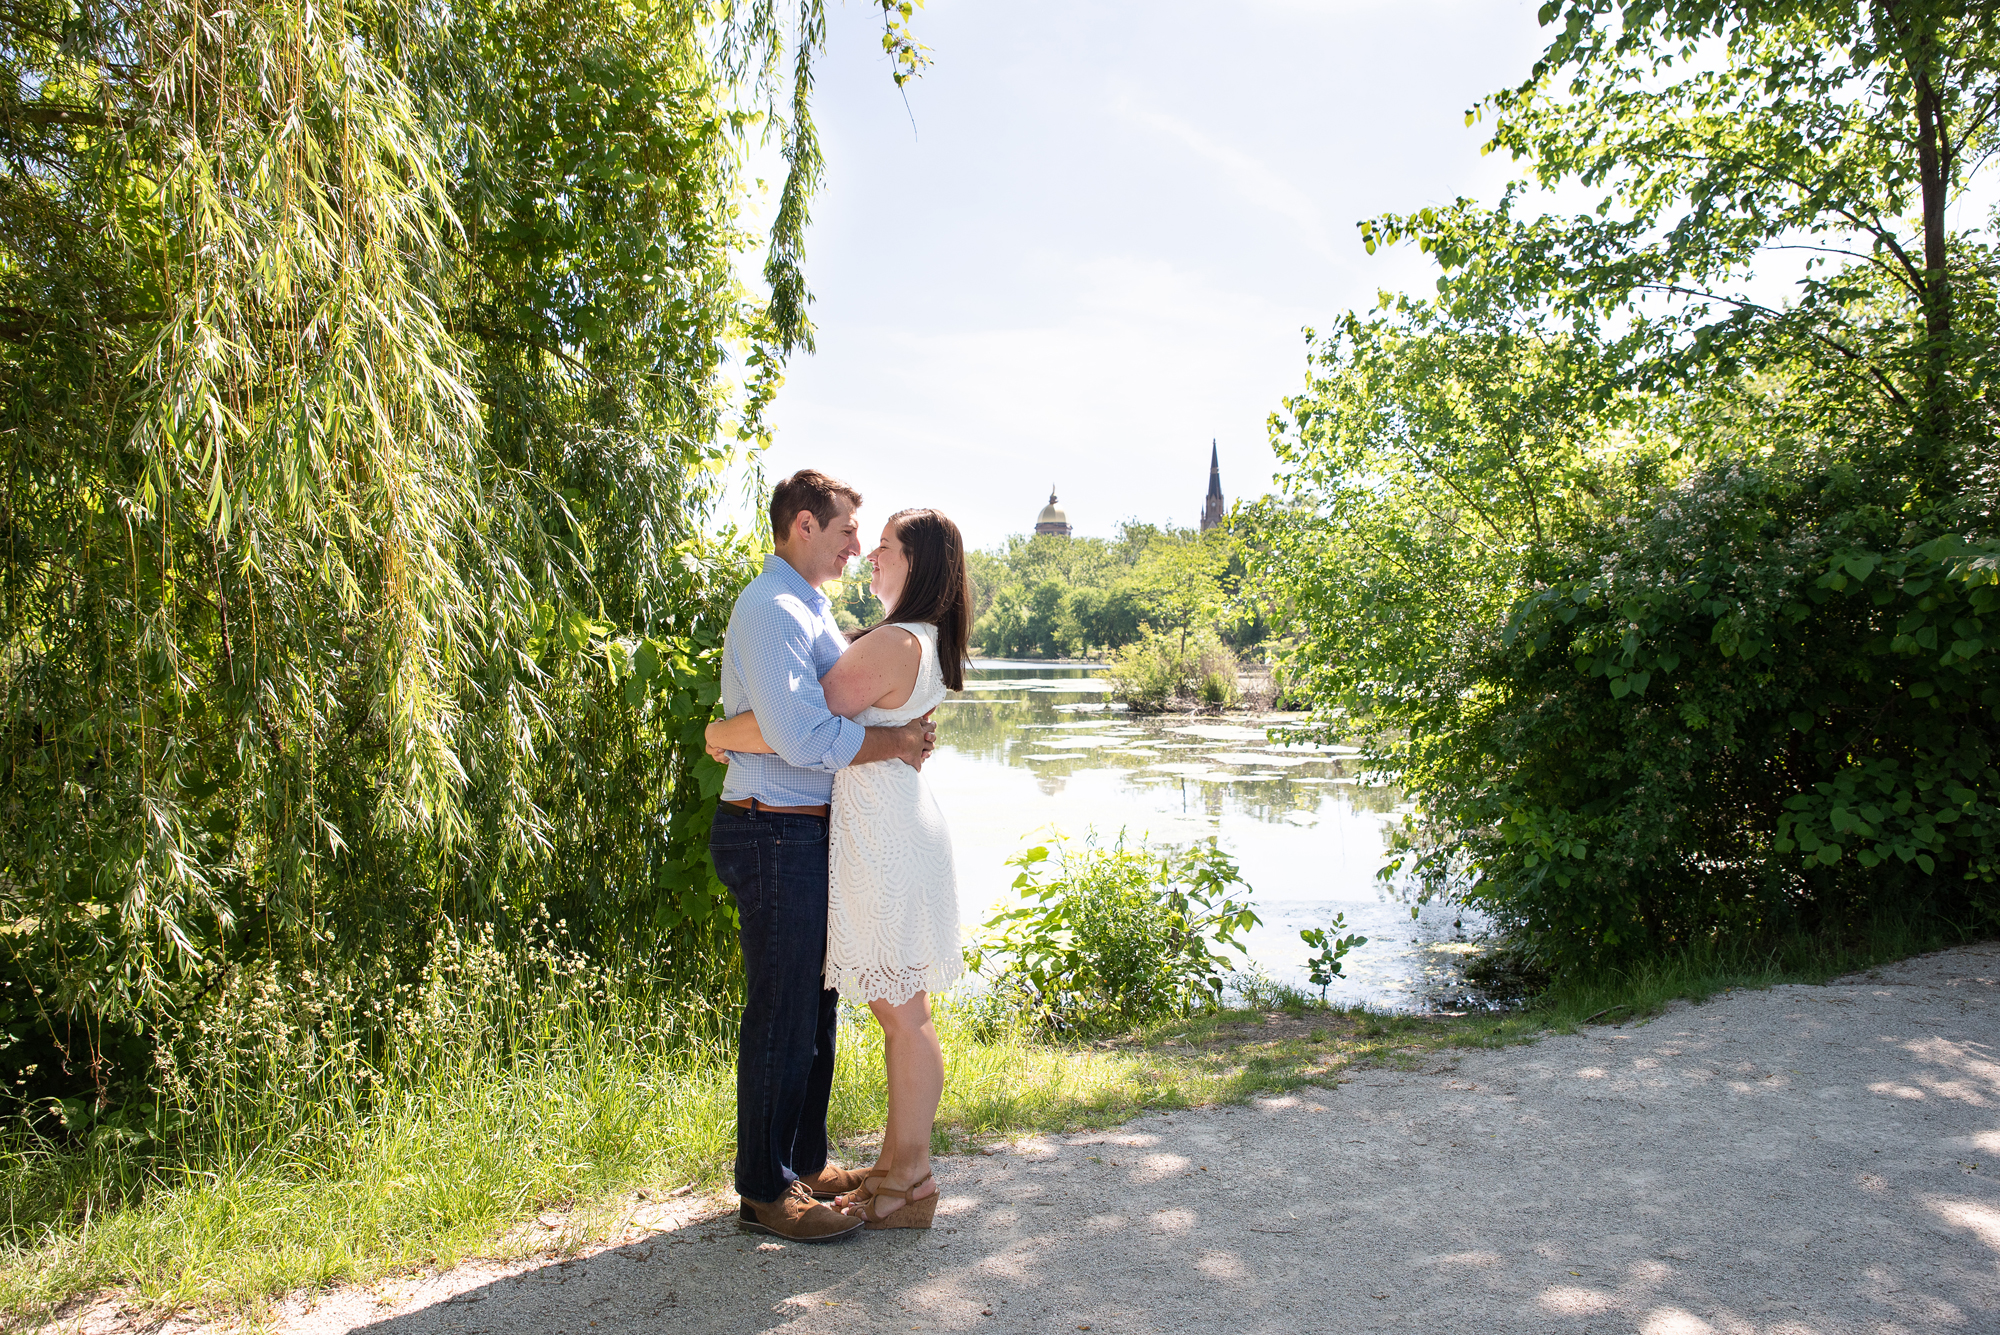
[728, 1, 1560, 547]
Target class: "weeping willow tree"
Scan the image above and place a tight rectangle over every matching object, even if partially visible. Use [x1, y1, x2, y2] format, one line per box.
[0, 0, 904, 1116]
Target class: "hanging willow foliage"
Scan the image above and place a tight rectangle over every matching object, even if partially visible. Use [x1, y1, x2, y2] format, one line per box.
[0, 0, 877, 1113]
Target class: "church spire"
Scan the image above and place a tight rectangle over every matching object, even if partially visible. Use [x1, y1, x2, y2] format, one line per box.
[1200, 440, 1225, 531]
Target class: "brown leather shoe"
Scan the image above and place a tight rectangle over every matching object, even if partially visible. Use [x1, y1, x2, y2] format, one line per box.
[737, 1182, 864, 1243]
[795, 1163, 871, 1201]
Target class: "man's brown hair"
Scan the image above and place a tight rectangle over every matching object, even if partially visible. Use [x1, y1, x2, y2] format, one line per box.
[769, 469, 862, 543]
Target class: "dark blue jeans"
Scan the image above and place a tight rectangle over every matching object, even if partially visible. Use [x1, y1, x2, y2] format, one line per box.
[708, 802, 839, 1204]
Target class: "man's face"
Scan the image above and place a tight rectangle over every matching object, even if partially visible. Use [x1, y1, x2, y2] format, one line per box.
[785, 497, 863, 587]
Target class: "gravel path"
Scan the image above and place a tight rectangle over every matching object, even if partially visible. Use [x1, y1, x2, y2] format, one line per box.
[110, 944, 2000, 1334]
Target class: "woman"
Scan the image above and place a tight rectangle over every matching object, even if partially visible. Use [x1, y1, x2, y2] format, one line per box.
[704, 507, 972, 1231]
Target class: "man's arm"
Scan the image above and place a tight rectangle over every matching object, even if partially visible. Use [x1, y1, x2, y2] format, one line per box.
[734, 598, 864, 772]
[733, 597, 934, 771]
[708, 705, 933, 769]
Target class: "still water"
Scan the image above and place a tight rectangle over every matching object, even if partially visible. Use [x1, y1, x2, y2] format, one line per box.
[925, 661, 1487, 1011]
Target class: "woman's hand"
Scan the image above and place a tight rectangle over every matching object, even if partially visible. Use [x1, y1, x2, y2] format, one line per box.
[706, 710, 773, 759]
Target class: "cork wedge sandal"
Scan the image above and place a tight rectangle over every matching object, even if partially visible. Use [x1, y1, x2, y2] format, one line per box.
[860, 1172, 938, 1231]
[836, 1173, 886, 1212]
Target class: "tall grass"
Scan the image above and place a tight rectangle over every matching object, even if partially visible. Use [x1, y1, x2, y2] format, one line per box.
[4, 909, 1977, 1322]
[0, 926, 1236, 1321]
[1515, 910, 1981, 1031]
[2, 924, 740, 1315]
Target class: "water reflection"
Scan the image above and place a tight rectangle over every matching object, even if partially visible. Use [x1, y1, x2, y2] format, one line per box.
[928, 660, 1489, 1012]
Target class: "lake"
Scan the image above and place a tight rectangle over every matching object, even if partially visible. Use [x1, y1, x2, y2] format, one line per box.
[925, 660, 1490, 1011]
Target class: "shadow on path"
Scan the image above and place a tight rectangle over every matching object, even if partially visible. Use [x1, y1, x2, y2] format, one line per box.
[295, 945, 2000, 1335]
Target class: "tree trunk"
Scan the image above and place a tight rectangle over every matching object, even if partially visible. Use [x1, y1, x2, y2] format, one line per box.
[1907, 16, 1953, 452]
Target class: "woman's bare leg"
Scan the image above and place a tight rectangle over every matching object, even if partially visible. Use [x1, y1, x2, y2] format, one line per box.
[845, 991, 942, 1214]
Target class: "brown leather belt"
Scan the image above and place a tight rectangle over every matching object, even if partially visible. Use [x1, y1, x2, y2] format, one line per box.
[723, 796, 830, 818]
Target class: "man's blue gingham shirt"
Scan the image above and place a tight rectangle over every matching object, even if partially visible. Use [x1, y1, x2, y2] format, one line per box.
[717, 554, 866, 807]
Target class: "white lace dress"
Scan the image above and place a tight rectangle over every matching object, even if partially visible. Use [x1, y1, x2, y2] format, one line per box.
[826, 621, 963, 1006]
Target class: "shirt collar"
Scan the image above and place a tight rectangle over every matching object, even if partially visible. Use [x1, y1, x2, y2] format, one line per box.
[763, 553, 831, 612]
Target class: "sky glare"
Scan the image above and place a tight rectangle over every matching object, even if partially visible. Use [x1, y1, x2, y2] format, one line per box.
[733, 0, 1555, 547]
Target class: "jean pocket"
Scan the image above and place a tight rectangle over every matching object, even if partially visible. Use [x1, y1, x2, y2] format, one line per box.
[707, 839, 764, 916]
[775, 817, 827, 846]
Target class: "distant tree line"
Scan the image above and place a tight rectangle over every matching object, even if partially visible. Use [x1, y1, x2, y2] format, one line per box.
[916, 521, 1268, 661]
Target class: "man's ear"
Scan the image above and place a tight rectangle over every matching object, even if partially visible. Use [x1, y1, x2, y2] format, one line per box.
[784, 509, 816, 545]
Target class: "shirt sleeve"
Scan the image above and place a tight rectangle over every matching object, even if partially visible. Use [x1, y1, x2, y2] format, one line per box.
[733, 595, 867, 773]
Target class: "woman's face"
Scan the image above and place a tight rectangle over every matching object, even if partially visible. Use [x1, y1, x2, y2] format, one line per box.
[866, 521, 910, 610]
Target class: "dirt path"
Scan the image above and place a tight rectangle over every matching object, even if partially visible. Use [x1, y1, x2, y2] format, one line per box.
[97, 944, 2000, 1334]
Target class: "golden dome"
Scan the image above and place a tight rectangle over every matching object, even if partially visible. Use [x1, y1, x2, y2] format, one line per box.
[1036, 489, 1067, 526]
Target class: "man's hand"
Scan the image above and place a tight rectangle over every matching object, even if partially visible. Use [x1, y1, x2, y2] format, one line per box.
[703, 720, 731, 765]
[897, 712, 937, 771]
[854, 711, 939, 770]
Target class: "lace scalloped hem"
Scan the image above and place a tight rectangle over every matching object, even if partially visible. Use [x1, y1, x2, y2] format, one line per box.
[825, 957, 966, 1007]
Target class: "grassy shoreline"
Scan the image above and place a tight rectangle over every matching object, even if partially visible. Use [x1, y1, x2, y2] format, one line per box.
[5, 914, 1983, 1327]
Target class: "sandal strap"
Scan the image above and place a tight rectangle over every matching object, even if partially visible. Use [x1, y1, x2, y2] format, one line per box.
[870, 1172, 934, 1215]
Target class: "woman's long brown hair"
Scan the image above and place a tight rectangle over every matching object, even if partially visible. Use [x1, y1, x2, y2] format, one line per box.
[855, 508, 973, 691]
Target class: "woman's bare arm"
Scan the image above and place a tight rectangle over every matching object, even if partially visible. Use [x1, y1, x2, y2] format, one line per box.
[821, 626, 923, 716]
[705, 628, 928, 768]
[705, 710, 773, 763]
[705, 705, 935, 770]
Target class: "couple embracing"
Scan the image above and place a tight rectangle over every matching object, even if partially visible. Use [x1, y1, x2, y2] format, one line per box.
[704, 469, 970, 1244]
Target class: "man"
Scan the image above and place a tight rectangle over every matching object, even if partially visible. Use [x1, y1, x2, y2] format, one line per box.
[708, 469, 936, 1243]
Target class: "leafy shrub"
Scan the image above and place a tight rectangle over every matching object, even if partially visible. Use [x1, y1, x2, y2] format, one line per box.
[1277, 386, 1999, 976]
[973, 835, 1260, 1036]
[1446, 465, 1999, 971]
[1261, 0, 2000, 978]
[1110, 629, 1240, 711]
[1299, 913, 1368, 995]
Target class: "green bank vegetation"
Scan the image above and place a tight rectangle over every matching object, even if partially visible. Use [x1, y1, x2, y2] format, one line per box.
[0, 0, 854, 1136]
[1258, 0, 2000, 975]
[0, 0, 906, 1316]
[0, 922, 1298, 1319]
